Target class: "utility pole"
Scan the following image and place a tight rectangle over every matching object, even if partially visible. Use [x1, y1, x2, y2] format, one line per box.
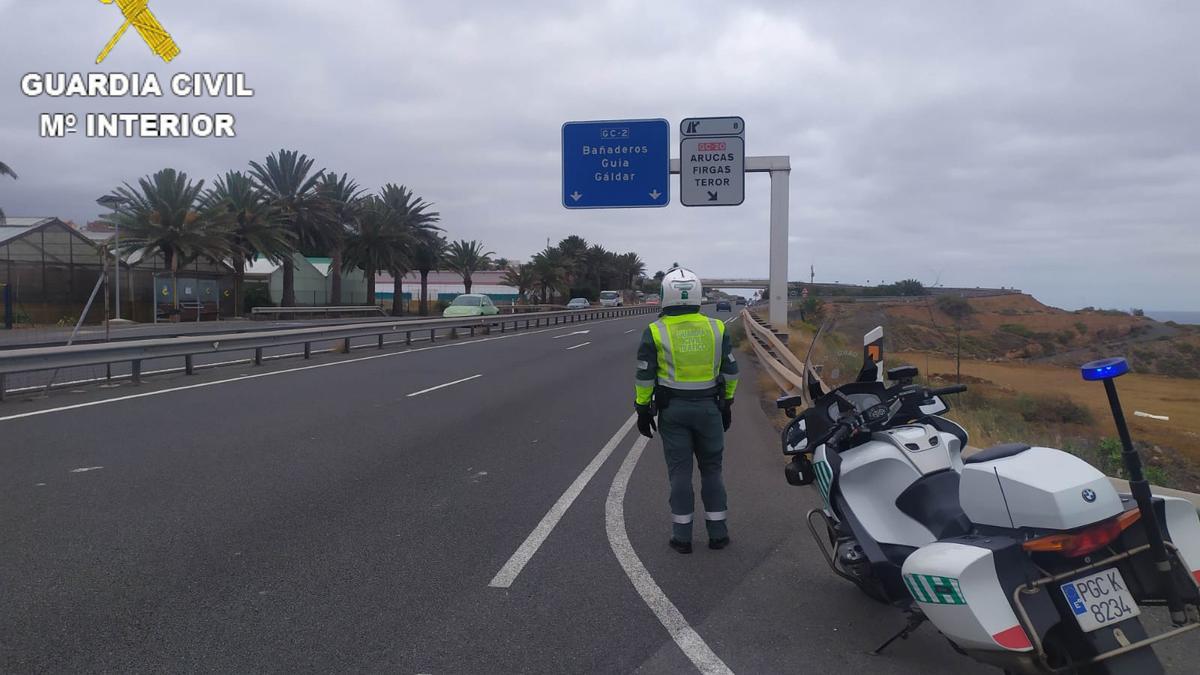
[96, 194, 127, 320]
[810, 264, 814, 285]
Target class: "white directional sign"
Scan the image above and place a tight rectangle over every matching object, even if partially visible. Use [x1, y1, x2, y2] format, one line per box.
[680, 116, 745, 206]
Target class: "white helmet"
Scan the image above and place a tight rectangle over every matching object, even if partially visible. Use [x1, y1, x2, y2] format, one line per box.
[660, 266, 703, 308]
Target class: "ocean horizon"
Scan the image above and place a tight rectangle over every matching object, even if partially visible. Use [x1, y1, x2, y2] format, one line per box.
[1146, 310, 1200, 325]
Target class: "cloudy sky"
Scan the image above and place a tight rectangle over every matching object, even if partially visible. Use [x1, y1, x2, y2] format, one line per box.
[2, 0, 1197, 310]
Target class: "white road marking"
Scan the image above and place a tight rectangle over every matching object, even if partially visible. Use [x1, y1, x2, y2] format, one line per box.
[606, 435, 733, 675]
[552, 330, 590, 339]
[488, 412, 637, 588]
[566, 342, 591, 350]
[624, 329, 637, 334]
[726, 314, 742, 324]
[406, 374, 483, 397]
[0, 314, 649, 423]
[70, 466, 104, 473]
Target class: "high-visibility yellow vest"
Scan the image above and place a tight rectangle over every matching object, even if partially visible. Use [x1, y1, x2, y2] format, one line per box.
[649, 313, 725, 391]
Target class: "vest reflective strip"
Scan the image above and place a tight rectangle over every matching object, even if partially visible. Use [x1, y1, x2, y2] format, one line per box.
[652, 321, 676, 382]
[709, 318, 723, 375]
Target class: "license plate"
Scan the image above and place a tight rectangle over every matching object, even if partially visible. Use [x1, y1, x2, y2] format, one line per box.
[1060, 567, 1141, 633]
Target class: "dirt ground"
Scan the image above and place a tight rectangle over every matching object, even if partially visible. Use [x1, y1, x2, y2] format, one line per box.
[898, 351, 1200, 463]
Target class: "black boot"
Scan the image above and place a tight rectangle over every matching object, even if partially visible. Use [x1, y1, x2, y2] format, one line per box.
[708, 537, 730, 550]
[669, 539, 693, 554]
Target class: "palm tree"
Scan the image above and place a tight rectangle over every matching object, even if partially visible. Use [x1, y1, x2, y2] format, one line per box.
[248, 150, 331, 306]
[341, 196, 405, 305]
[556, 235, 589, 287]
[492, 257, 510, 271]
[531, 248, 568, 303]
[444, 240, 494, 294]
[379, 183, 440, 315]
[619, 252, 646, 289]
[200, 171, 294, 316]
[411, 232, 447, 315]
[103, 169, 228, 306]
[0, 160, 16, 225]
[501, 264, 536, 302]
[319, 172, 364, 305]
[582, 244, 610, 296]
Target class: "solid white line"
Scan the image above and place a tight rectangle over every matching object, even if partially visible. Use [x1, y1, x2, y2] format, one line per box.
[406, 373, 482, 397]
[70, 466, 104, 473]
[606, 435, 733, 675]
[566, 342, 591, 351]
[488, 412, 637, 588]
[0, 314, 648, 423]
[624, 329, 636, 334]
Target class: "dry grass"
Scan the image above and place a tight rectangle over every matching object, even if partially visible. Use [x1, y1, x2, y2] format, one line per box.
[900, 352, 1198, 448]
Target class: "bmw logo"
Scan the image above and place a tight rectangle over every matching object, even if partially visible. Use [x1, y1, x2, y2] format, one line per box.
[1082, 489, 1097, 503]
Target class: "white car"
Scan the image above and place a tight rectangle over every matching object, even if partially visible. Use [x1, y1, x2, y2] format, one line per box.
[598, 291, 623, 307]
[566, 298, 590, 310]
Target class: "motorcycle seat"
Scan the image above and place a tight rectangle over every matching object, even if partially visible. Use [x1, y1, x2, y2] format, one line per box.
[963, 443, 1031, 464]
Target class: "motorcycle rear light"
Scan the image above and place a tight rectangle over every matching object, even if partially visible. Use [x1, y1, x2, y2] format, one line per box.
[1022, 509, 1141, 558]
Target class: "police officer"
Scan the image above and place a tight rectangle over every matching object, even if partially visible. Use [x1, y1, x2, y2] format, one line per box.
[634, 267, 739, 554]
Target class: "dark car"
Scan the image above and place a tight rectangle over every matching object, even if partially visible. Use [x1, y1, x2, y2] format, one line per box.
[716, 300, 732, 312]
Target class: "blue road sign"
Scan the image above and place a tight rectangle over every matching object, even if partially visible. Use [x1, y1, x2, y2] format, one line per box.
[562, 119, 670, 209]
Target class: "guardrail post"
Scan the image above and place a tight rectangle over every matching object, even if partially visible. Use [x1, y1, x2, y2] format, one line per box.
[254, 348, 263, 366]
[0, 373, 6, 402]
[304, 342, 312, 359]
[185, 354, 194, 375]
[343, 338, 352, 353]
[378, 334, 384, 349]
[406, 331, 411, 346]
[131, 360, 142, 384]
[500, 321, 505, 333]
[431, 328, 436, 342]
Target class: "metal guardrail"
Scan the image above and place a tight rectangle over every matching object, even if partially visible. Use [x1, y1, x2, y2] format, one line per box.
[739, 308, 1200, 508]
[250, 305, 387, 320]
[0, 305, 658, 401]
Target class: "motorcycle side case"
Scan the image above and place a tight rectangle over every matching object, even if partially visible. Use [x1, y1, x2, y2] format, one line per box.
[901, 539, 1037, 653]
[961, 447, 1123, 530]
[1159, 495, 1200, 589]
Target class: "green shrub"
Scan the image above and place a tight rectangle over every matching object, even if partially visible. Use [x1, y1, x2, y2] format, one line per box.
[936, 295, 974, 320]
[1017, 393, 1095, 425]
[1075, 321, 1088, 335]
[999, 323, 1034, 338]
[1056, 330, 1075, 345]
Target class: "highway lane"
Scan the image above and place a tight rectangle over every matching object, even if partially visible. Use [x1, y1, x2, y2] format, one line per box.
[0, 312, 602, 393]
[2, 306, 1195, 673]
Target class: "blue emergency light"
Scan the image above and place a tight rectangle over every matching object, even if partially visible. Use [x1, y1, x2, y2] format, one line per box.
[1080, 357, 1129, 381]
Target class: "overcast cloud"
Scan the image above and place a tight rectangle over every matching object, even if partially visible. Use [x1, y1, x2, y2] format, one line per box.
[2, 0, 1197, 310]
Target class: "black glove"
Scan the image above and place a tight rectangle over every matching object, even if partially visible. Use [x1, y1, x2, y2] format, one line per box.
[636, 404, 657, 439]
[721, 398, 734, 431]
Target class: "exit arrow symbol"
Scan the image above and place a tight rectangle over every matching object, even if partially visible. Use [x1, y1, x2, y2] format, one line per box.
[570, 191, 582, 202]
[707, 191, 718, 201]
[649, 189, 662, 200]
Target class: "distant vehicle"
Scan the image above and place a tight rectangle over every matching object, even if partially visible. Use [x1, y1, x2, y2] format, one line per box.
[566, 297, 590, 310]
[442, 293, 500, 317]
[716, 300, 732, 312]
[736, 297, 746, 305]
[644, 294, 661, 306]
[598, 290, 623, 307]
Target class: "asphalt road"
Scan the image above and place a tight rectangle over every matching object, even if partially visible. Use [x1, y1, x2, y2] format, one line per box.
[0, 308, 1194, 673]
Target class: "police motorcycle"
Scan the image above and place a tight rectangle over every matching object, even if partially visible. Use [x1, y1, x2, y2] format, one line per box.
[776, 320, 1200, 673]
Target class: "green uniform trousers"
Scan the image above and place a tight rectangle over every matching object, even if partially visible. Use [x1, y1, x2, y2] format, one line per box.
[659, 397, 729, 542]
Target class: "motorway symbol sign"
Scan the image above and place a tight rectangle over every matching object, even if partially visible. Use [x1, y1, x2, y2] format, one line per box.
[680, 135, 745, 206]
[681, 116, 743, 138]
[562, 119, 670, 209]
